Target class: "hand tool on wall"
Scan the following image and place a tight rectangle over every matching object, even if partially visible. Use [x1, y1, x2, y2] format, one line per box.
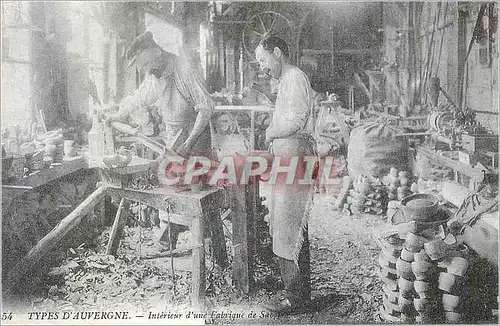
[459, 4, 488, 107]
[428, 77, 458, 110]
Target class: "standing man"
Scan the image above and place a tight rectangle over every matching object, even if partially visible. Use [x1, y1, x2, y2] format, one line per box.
[105, 31, 214, 249]
[255, 36, 316, 313]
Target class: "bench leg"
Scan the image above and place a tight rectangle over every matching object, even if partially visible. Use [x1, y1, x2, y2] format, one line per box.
[208, 209, 228, 268]
[106, 198, 130, 255]
[191, 216, 205, 310]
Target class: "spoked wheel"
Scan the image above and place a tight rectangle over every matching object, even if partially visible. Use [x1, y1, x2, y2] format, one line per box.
[242, 11, 294, 60]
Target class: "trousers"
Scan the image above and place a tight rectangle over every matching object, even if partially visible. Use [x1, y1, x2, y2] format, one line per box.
[278, 227, 311, 302]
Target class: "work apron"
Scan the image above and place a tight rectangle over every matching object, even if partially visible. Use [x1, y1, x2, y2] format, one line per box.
[268, 136, 316, 264]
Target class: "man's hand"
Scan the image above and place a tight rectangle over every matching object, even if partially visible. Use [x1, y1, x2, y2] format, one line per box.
[265, 126, 277, 145]
[104, 110, 128, 127]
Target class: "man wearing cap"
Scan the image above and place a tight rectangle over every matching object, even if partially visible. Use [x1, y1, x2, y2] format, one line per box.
[106, 31, 213, 158]
[105, 31, 214, 249]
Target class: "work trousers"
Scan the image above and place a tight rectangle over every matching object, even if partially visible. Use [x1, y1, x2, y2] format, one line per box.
[278, 228, 311, 303]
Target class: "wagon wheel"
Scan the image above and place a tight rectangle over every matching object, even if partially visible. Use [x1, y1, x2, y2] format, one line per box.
[242, 11, 294, 60]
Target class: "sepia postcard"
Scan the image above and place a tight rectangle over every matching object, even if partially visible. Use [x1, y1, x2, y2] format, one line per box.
[1, 1, 498, 325]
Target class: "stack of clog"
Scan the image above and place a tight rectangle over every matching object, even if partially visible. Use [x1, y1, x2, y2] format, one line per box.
[378, 234, 404, 322]
[343, 175, 386, 216]
[384, 168, 413, 201]
[439, 249, 469, 323]
[398, 193, 470, 323]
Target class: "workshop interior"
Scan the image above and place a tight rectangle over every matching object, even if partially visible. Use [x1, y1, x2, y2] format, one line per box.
[1, 1, 499, 324]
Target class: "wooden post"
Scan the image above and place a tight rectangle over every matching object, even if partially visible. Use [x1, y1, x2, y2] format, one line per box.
[5, 186, 107, 292]
[106, 198, 130, 255]
[191, 215, 205, 310]
[208, 209, 229, 268]
[246, 177, 258, 281]
[230, 185, 250, 293]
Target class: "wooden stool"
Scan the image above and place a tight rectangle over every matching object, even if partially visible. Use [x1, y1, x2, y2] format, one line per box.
[101, 157, 227, 309]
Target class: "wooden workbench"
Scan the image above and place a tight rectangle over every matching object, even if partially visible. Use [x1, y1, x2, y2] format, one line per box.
[2, 157, 86, 209]
[3, 155, 248, 309]
[417, 146, 485, 189]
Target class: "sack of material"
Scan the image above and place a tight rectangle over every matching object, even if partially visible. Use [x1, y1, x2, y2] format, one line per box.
[347, 121, 409, 179]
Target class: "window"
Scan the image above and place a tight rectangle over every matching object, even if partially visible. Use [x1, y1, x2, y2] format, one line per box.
[199, 22, 209, 81]
[1, 2, 33, 129]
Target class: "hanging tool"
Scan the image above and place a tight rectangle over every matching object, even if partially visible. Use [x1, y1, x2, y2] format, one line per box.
[433, 3, 449, 79]
[422, 3, 442, 104]
[354, 73, 373, 103]
[459, 4, 489, 107]
[428, 77, 459, 110]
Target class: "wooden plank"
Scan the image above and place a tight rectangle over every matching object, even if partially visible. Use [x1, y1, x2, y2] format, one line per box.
[190, 215, 205, 310]
[6, 158, 85, 189]
[106, 187, 223, 226]
[4, 185, 107, 292]
[140, 247, 192, 260]
[106, 198, 130, 255]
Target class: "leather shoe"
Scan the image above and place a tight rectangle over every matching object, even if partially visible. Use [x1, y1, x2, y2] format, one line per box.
[261, 291, 307, 314]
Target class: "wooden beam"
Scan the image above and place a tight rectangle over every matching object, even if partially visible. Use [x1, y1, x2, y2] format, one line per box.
[4, 185, 108, 292]
[220, 3, 242, 18]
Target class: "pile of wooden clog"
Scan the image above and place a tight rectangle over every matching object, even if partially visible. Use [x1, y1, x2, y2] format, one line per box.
[383, 168, 414, 201]
[335, 175, 387, 216]
[378, 234, 404, 322]
[379, 192, 470, 323]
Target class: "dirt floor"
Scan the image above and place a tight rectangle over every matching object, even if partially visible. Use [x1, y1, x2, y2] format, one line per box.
[207, 186, 388, 324]
[5, 185, 392, 324]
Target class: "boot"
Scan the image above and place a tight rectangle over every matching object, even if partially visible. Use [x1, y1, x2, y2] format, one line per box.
[262, 229, 311, 313]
